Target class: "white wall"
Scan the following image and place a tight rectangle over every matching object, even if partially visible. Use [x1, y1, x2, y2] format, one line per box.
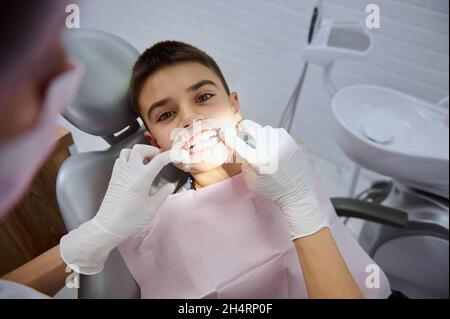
[66, 0, 449, 196]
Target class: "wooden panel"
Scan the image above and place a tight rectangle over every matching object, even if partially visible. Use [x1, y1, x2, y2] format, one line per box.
[0, 126, 73, 275]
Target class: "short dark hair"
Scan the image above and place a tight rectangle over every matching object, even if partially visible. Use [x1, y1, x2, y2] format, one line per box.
[129, 40, 230, 117]
[0, 1, 68, 83]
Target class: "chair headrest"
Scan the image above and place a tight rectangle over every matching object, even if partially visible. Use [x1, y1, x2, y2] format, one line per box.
[62, 29, 140, 140]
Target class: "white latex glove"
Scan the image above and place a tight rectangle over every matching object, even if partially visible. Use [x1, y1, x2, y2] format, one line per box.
[220, 120, 329, 240]
[60, 145, 188, 275]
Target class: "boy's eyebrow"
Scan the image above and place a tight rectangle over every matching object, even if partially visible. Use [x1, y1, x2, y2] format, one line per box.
[186, 79, 218, 93]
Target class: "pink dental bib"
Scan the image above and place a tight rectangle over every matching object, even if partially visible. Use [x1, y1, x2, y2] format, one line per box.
[119, 170, 391, 299]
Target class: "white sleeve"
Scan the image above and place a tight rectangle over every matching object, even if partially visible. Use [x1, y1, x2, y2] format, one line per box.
[0, 280, 50, 299]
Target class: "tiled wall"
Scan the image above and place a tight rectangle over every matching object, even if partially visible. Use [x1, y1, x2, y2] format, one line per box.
[65, 0, 449, 196]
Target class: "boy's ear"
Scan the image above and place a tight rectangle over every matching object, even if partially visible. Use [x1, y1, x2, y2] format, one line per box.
[230, 92, 243, 122]
[144, 130, 160, 148]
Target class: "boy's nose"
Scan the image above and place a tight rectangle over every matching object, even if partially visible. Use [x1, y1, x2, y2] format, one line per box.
[180, 112, 205, 129]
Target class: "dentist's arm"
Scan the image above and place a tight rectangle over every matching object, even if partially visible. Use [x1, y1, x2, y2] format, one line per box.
[221, 120, 363, 299]
[294, 229, 363, 298]
[1, 244, 67, 297]
[59, 145, 187, 275]
[2, 145, 186, 296]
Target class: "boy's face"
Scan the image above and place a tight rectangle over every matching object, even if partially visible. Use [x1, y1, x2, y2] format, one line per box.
[138, 62, 242, 173]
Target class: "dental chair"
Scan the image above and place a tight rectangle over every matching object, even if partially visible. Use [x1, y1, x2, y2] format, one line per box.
[57, 29, 410, 299]
[57, 29, 189, 298]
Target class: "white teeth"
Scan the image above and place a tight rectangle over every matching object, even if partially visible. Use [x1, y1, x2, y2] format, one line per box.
[190, 134, 219, 153]
[186, 130, 219, 152]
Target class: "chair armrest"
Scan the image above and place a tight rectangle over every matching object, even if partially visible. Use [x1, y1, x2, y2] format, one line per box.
[331, 197, 408, 228]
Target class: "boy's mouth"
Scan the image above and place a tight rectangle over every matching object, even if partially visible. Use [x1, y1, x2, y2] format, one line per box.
[183, 128, 221, 155]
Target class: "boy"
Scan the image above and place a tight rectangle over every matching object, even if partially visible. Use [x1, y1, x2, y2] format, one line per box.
[116, 40, 391, 298]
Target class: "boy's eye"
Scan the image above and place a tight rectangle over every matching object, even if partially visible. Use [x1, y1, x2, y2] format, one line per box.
[196, 93, 215, 103]
[157, 111, 175, 122]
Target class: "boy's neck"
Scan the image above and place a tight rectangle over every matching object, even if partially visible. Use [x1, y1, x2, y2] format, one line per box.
[191, 163, 242, 189]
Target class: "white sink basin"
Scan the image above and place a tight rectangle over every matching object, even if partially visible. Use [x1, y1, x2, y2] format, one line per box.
[332, 85, 449, 197]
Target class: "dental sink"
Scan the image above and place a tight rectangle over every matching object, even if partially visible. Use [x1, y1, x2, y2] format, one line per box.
[332, 85, 449, 198]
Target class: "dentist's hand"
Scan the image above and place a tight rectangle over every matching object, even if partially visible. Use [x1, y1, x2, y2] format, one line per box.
[221, 120, 329, 240]
[60, 145, 188, 275]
